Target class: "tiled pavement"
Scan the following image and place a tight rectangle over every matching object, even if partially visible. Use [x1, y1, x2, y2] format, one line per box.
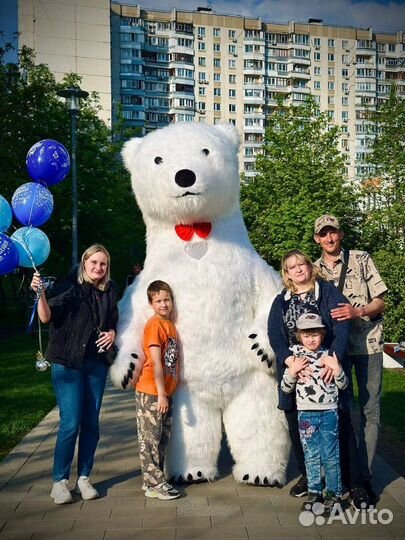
[0, 382, 404, 540]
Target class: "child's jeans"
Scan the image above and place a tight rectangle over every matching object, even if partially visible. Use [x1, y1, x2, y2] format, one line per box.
[135, 391, 173, 488]
[298, 409, 342, 496]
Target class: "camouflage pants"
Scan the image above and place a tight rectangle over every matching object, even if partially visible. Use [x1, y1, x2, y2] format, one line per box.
[135, 391, 173, 488]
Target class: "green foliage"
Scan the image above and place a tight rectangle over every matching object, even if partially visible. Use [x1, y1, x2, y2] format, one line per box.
[371, 250, 405, 342]
[361, 85, 405, 253]
[0, 46, 145, 294]
[241, 96, 359, 268]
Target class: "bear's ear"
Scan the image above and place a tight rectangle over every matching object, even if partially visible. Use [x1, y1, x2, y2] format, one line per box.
[214, 124, 240, 151]
[121, 137, 144, 171]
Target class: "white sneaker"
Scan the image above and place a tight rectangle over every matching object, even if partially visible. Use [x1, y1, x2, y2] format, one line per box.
[74, 476, 99, 500]
[50, 479, 73, 505]
[145, 482, 180, 500]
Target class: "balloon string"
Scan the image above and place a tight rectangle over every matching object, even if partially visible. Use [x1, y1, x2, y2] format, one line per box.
[38, 317, 43, 356]
[21, 226, 39, 273]
[26, 279, 43, 334]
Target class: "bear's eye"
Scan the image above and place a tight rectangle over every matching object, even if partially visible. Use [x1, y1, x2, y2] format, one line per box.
[154, 156, 163, 165]
[202, 148, 209, 156]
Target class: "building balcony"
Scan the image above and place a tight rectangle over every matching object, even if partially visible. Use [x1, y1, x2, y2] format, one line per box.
[290, 55, 311, 65]
[244, 95, 264, 104]
[356, 46, 376, 56]
[243, 124, 265, 133]
[244, 67, 265, 76]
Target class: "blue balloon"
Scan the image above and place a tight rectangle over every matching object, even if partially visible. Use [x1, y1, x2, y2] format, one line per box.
[26, 139, 70, 186]
[11, 182, 54, 227]
[0, 233, 19, 275]
[11, 227, 51, 268]
[0, 195, 12, 233]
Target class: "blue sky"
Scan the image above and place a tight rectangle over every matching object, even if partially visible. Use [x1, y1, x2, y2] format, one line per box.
[122, 0, 405, 33]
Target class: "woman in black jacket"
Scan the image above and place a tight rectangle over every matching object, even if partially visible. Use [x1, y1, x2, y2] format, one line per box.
[31, 244, 118, 505]
[268, 249, 351, 499]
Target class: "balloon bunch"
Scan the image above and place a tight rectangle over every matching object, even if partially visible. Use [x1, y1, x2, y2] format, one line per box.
[0, 139, 70, 370]
[0, 139, 70, 275]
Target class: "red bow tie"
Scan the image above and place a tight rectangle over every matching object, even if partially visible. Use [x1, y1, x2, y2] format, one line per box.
[175, 222, 212, 241]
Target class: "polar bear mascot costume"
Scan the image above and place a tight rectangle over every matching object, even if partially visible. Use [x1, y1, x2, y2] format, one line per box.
[110, 122, 289, 486]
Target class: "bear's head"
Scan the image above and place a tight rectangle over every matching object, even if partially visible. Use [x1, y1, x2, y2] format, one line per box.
[122, 122, 241, 225]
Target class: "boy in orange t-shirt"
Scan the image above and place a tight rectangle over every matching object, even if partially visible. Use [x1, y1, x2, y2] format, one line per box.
[135, 280, 180, 500]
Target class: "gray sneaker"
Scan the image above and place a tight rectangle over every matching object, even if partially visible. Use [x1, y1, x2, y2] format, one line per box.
[50, 479, 73, 505]
[145, 482, 180, 500]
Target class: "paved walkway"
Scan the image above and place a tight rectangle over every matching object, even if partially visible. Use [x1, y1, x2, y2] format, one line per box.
[0, 382, 404, 540]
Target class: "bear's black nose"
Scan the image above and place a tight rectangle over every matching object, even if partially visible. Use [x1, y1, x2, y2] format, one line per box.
[175, 169, 196, 188]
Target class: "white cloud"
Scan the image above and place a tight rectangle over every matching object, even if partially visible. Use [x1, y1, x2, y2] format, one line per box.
[128, 0, 405, 33]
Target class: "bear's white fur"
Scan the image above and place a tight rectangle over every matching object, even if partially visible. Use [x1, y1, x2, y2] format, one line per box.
[110, 123, 289, 485]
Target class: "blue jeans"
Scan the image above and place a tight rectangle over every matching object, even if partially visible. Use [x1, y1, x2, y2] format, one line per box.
[298, 409, 342, 496]
[51, 358, 108, 482]
[350, 352, 383, 481]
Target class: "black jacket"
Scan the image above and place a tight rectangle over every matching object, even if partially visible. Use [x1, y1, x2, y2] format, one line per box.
[268, 278, 351, 411]
[45, 275, 119, 370]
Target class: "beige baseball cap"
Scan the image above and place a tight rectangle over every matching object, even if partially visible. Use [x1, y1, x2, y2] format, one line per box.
[314, 214, 341, 235]
[296, 313, 325, 330]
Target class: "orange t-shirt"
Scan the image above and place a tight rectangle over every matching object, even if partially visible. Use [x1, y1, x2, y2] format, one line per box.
[136, 315, 179, 396]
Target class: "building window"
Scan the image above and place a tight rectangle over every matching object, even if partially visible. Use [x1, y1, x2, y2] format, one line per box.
[328, 53, 335, 61]
[229, 74, 236, 83]
[229, 104, 236, 112]
[198, 42, 206, 51]
[328, 67, 335, 76]
[229, 89, 236, 97]
[198, 57, 206, 66]
[229, 59, 236, 69]
[213, 27, 221, 37]
[213, 43, 221, 52]
[314, 52, 321, 61]
[229, 44, 237, 54]
[328, 82, 335, 90]
[342, 96, 349, 105]
[314, 66, 321, 75]
[314, 81, 321, 90]
[198, 87, 206, 96]
[328, 96, 335, 105]
[213, 103, 221, 111]
[197, 27, 205, 38]
[213, 58, 221, 68]
[314, 37, 321, 47]
[214, 73, 221, 82]
[214, 87, 221, 96]
[229, 29, 236, 39]
[328, 39, 335, 47]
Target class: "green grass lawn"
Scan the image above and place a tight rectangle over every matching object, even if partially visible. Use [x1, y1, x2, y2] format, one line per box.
[350, 367, 405, 450]
[0, 332, 55, 461]
[380, 369, 405, 445]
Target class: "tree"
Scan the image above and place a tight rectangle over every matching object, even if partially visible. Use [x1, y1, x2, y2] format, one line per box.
[361, 85, 405, 253]
[241, 96, 359, 268]
[0, 45, 145, 294]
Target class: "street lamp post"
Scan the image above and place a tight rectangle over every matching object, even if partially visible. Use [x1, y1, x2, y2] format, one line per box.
[57, 86, 89, 267]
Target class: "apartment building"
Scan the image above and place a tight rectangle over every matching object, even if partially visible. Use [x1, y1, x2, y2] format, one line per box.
[18, 0, 112, 124]
[111, 3, 405, 181]
[16, 1, 405, 181]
